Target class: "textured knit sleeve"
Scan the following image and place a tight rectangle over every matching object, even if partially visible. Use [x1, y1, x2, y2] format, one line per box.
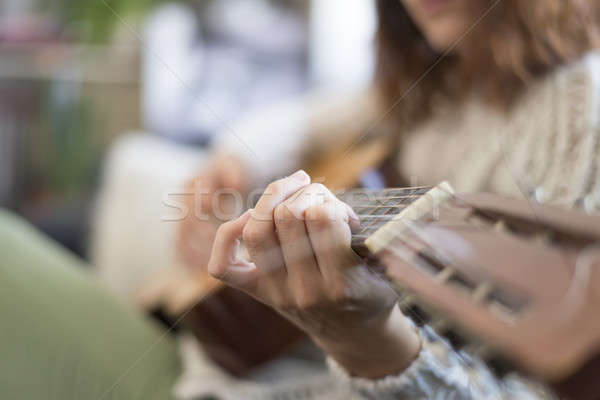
[329, 326, 556, 400]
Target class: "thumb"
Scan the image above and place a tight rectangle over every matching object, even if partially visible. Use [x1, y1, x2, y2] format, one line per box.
[208, 210, 258, 288]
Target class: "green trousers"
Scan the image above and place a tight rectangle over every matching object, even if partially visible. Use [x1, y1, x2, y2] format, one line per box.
[0, 210, 181, 400]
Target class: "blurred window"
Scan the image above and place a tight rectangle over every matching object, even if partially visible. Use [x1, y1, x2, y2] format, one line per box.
[309, 0, 376, 91]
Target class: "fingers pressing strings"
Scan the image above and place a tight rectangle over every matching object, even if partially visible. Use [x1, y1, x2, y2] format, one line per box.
[276, 184, 352, 268]
[244, 171, 313, 302]
[208, 177, 477, 378]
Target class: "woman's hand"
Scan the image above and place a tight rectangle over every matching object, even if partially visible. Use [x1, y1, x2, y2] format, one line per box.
[177, 153, 248, 274]
[208, 170, 421, 379]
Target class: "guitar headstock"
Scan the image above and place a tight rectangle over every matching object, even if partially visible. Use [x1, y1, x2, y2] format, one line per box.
[363, 184, 600, 399]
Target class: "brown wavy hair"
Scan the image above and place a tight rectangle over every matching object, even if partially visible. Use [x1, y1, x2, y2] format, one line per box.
[376, 0, 600, 128]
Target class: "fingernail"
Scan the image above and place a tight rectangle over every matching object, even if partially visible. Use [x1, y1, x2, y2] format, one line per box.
[290, 170, 309, 182]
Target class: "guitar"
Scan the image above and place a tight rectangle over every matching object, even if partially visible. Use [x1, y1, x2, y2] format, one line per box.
[139, 140, 600, 399]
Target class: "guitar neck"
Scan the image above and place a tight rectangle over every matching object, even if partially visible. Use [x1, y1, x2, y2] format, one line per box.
[342, 185, 445, 257]
[351, 183, 600, 399]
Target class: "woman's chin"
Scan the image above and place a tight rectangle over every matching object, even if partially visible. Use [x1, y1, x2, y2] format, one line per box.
[423, 24, 465, 53]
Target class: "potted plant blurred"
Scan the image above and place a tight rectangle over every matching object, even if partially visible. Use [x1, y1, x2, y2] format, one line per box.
[0, 0, 178, 255]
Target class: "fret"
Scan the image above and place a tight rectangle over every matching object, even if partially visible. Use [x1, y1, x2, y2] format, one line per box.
[346, 185, 434, 248]
[350, 201, 419, 211]
[340, 186, 431, 194]
[356, 214, 398, 219]
[362, 196, 423, 232]
[352, 194, 422, 202]
[358, 198, 401, 234]
[353, 203, 414, 211]
[341, 188, 430, 196]
[338, 186, 431, 205]
[354, 197, 387, 236]
[357, 222, 392, 236]
[340, 191, 424, 198]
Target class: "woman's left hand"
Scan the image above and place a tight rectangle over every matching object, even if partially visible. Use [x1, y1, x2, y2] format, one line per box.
[208, 170, 421, 379]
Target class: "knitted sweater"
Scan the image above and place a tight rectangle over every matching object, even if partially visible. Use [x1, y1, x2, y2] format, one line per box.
[397, 53, 600, 211]
[177, 52, 600, 400]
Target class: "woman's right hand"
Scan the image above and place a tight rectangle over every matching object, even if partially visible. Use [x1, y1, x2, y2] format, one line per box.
[177, 153, 248, 274]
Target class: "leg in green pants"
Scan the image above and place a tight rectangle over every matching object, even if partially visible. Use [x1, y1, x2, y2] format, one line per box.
[0, 210, 182, 400]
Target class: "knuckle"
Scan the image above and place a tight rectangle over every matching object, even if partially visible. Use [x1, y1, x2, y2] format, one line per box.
[242, 224, 266, 249]
[274, 204, 298, 229]
[305, 205, 335, 229]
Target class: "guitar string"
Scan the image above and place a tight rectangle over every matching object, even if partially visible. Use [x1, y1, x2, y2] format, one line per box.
[353, 204, 422, 210]
[359, 188, 586, 376]
[339, 186, 431, 193]
[339, 184, 575, 378]
[344, 185, 535, 373]
[347, 185, 464, 243]
[357, 198, 419, 234]
[348, 184, 536, 239]
[301, 183, 575, 380]
[356, 214, 400, 218]
[348, 184, 520, 265]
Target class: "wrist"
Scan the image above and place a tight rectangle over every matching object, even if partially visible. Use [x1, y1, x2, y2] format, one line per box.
[314, 306, 422, 379]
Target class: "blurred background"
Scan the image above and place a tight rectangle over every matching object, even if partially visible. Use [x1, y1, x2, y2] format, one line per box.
[0, 0, 376, 278]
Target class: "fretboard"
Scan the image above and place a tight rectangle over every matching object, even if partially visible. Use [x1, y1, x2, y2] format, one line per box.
[339, 186, 434, 257]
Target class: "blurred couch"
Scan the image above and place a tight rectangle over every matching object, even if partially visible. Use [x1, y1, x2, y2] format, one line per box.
[90, 134, 207, 301]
